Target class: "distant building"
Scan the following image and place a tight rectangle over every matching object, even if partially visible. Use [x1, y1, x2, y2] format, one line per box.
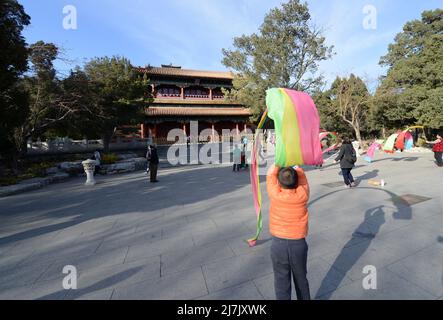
[135, 65, 252, 142]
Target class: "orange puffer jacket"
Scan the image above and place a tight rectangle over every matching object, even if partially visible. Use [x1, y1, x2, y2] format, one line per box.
[266, 165, 309, 240]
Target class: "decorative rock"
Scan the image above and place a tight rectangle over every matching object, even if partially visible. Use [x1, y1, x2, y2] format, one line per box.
[133, 158, 148, 171]
[45, 167, 60, 175]
[104, 161, 135, 175]
[117, 153, 138, 160]
[59, 161, 84, 175]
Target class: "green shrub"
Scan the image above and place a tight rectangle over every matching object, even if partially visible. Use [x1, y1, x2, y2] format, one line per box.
[417, 138, 428, 148]
[24, 162, 56, 177]
[0, 177, 20, 186]
[102, 153, 118, 165]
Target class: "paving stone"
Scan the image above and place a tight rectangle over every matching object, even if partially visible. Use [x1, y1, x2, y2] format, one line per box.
[202, 248, 273, 293]
[197, 281, 264, 300]
[37, 247, 129, 282]
[161, 240, 235, 275]
[125, 234, 195, 263]
[387, 242, 443, 297]
[226, 235, 272, 256]
[389, 194, 432, 206]
[96, 229, 162, 253]
[253, 273, 295, 300]
[75, 257, 160, 291]
[65, 288, 114, 300]
[321, 182, 345, 188]
[320, 239, 404, 282]
[18, 239, 103, 267]
[0, 261, 53, 290]
[161, 218, 218, 239]
[112, 267, 207, 300]
[377, 224, 441, 258]
[323, 268, 436, 300]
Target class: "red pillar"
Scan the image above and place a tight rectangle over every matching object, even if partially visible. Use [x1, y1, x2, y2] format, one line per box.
[140, 124, 145, 138]
[211, 123, 215, 141]
[209, 88, 213, 100]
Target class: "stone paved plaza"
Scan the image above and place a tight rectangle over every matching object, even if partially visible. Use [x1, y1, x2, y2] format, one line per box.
[0, 151, 442, 300]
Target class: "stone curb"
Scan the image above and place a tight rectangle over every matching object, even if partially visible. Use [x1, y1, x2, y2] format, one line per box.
[0, 173, 70, 198]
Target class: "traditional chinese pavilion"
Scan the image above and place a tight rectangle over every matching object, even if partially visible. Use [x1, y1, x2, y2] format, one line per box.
[135, 65, 252, 141]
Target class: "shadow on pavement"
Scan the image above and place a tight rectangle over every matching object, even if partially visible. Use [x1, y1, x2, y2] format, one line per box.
[0, 166, 250, 247]
[37, 267, 143, 300]
[308, 187, 412, 299]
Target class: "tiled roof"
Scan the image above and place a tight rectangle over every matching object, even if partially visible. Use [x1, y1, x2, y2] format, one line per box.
[146, 107, 251, 117]
[136, 66, 234, 80]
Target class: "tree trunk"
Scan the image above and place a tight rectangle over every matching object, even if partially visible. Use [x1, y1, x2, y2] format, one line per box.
[102, 132, 112, 154]
[353, 121, 363, 146]
[11, 152, 19, 176]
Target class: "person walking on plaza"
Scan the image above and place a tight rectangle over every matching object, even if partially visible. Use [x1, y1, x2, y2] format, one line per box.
[426, 132, 443, 167]
[335, 137, 357, 188]
[147, 144, 159, 182]
[145, 145, 151, 175]
[266, 164, 311, 300]
[232, 144, 241, 172]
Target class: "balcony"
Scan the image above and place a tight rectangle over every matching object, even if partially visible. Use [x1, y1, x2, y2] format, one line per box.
[156, 93, 181, 99]
[184, 94, 210, 99]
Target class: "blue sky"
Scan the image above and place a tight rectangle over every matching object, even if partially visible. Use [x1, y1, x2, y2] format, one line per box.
[20, 0, 442, 89]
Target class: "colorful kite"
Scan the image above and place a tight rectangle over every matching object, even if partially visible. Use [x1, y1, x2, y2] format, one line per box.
[248, 88, 323, 247]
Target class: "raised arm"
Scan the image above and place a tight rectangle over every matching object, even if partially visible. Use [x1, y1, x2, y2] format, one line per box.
[426, 139, 440, 144]
[266, 164, 281, 199]
[295, 167, 310, 201]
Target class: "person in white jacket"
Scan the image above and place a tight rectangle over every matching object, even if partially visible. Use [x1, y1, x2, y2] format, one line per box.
[93, 150, 101, 175]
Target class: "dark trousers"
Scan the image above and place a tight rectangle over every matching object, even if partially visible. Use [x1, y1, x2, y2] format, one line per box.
[233, 164, 240, 171]
[149, 163, 158, 181]
[341, 168, 354, 185]
[271, 237, 310, 300]
[434, 152, 443, 166]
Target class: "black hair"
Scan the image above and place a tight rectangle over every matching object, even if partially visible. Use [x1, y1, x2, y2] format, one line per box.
[342, 136, 352, 144]
[278, 167, 298, 189]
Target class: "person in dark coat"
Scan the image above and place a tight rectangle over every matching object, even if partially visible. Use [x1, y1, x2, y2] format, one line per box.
[148, 144, 159, 183]
[335, 137, 357, 188]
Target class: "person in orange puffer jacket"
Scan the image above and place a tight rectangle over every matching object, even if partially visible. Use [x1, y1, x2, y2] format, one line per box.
[267, 164, 311, 300]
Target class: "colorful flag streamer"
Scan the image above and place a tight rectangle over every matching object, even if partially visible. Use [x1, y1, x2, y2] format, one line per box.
[247, 88, 323, 247]
[319, 131, 339, 154]
[364, 142, 382, 163]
